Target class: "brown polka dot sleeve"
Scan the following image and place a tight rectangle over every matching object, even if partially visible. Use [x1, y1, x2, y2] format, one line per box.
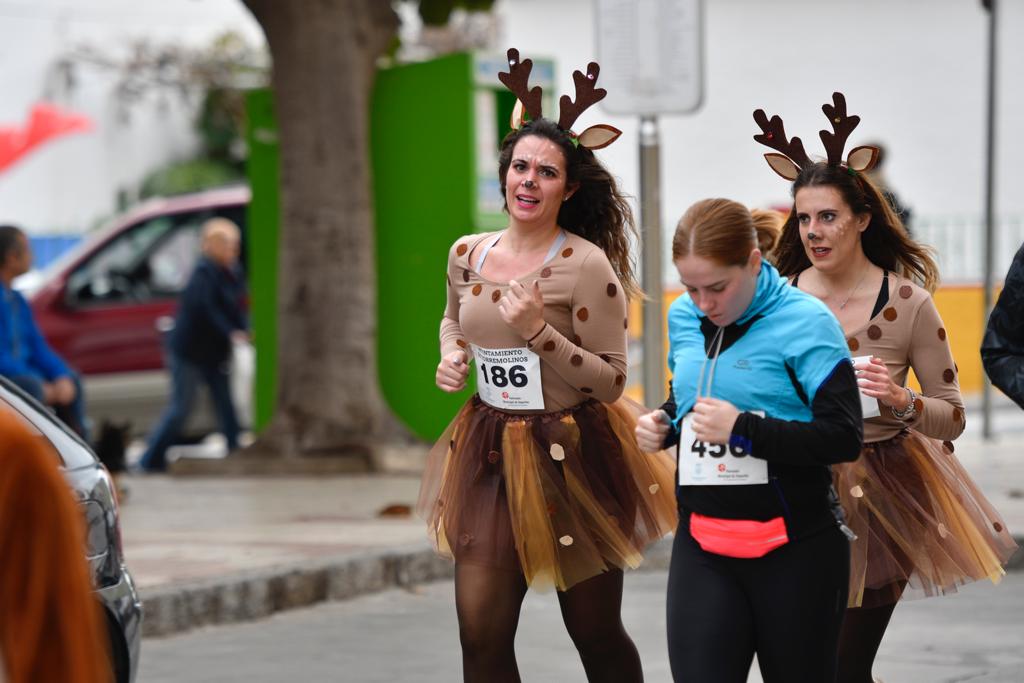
[848, 277, 966, 443]
[438, 231, 629, 412]
[905, 294, 966, 441]
[439, 241, 468, 359]
[525, 249, 628, 403]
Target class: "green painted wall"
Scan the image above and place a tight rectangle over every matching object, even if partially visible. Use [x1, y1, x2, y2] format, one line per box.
[244, 89, 280, 431]
[243, 53, 554, 441]
[372, 53, 479, 440]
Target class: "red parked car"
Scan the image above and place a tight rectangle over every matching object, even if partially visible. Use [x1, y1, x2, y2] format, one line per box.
[25, 186, 250, 435]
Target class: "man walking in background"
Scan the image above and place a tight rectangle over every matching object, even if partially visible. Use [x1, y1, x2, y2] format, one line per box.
[138, 217, 248, 472]
[982, 242, 1024, 408]
[0, 224, 88, 437]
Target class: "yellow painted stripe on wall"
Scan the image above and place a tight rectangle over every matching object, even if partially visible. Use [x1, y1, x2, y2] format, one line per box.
[626, 284, 997, 403]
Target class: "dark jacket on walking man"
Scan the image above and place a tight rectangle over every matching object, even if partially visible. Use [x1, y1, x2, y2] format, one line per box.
[138, 218, 248, 472]
[982, 242, 1024, 409]
[170, 251, 248, 368]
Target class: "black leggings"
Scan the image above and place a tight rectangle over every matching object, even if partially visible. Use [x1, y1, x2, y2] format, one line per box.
[455, 563, 643, 682]
[667, 515, 850, 683]
[836, 584, 905, 683]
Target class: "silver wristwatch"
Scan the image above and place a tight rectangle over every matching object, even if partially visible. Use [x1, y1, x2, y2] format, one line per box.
[890, 386, 918, 421]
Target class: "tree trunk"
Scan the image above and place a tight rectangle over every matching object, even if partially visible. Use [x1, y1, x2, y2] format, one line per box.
[241, 0, 400, 459]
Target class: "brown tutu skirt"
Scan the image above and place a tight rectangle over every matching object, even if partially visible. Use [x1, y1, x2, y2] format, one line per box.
[836, 429, 1018, 608]
[417, 395, 678, 591]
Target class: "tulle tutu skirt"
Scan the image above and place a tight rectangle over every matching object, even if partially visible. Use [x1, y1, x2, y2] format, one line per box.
[836, 429, 1017, 608]
[417, 395, 678, 591]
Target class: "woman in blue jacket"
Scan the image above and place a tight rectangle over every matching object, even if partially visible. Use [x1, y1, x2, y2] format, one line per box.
[636, 199, 863, 682]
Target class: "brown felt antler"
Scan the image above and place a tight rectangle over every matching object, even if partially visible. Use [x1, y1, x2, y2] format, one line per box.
[497, 48, 543, 123]
[497, 48, 622, 149]
[558, 62, 607, 131]
[752, 109, 812, 181]
[819, 92, 860, 165]
[753, 92, 881, 181]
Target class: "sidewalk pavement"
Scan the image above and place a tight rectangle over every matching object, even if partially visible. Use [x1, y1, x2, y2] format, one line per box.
[123, 403, 1024, 638]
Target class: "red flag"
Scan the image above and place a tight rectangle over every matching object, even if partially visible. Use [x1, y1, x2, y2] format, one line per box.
[0, 103, 93, 174]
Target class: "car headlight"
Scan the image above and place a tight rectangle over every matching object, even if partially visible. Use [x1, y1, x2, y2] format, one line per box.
[80, 467, 123, 588]
[80, 500, 111, 561]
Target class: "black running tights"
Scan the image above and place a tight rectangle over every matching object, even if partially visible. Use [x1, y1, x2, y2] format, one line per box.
[666, 517, 850, 683]
[454, 563, 643, 682]
[836, 583, 905, 683]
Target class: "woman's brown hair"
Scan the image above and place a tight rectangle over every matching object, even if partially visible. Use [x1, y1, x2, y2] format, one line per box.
[772, 162, 939, 292]
[498, 118, 642, 299]
[0, 409, 109, 683]
[672, 198, 780, 266]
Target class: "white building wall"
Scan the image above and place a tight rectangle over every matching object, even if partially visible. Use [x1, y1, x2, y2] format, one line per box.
[1, 0, 1021, 282]
[496, 0, 1024, 282]
[0, 0, 262, 234]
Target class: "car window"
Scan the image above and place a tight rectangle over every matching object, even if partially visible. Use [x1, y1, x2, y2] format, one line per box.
[148, 223, 201, 294]
[66, 204, 247, 307]
[67, 215, 175, 305]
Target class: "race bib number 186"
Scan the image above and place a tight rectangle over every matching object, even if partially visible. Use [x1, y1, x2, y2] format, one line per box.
[471, 344, 545, 410]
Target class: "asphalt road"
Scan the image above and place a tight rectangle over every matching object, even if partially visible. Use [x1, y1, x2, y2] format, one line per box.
[140, 569, 1024, 682]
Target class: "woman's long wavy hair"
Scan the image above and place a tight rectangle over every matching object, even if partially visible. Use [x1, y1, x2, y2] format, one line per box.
[0, 409, 109, 683]
[498, 118, 642, 299]
[772, 163, 939, 292]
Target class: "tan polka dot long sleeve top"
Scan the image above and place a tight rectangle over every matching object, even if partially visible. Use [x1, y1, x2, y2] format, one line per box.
[846, 277, 966, 444]
[440, 231, 628, 413]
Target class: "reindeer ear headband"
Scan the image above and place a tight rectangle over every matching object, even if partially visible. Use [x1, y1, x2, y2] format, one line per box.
[752, 92, 880, 181]
[498, 48, 622, 151]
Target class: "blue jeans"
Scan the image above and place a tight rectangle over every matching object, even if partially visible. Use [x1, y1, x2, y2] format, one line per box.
[139, 353, 240, 472]
[9, 372, 90, 442]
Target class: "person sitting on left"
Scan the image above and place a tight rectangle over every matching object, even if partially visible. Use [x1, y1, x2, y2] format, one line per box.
[0, 224, 88, 439]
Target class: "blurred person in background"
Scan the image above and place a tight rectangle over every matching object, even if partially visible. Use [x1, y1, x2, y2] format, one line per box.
[862, 141, 914, 237]
[982, 242, 1024, 408]
[0, 225, 88, 438]
[137, 217, 248, 473]
[0, 408, 109, 683]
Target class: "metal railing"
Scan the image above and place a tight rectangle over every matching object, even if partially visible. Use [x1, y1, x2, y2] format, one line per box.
[914, 214, 1024, 284]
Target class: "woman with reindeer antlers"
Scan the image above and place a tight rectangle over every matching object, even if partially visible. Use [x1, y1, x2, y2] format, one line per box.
[417, 48, 676, 682]
[755, 92, 1017, 683]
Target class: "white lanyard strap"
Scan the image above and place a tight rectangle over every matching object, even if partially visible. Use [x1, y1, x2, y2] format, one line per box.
[694, 325, 725, 403]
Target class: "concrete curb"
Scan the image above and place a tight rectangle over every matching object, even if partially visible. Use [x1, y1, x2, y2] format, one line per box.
[140, 543, 453, 637]
[139, 535, 1023, 639]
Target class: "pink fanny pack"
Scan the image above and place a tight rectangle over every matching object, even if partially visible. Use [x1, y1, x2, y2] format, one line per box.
[689, 512, 789, 559]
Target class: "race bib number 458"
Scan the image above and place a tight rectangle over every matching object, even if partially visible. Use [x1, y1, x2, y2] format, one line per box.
[471, 344, 545, 410]
[678, 410, 767, 486]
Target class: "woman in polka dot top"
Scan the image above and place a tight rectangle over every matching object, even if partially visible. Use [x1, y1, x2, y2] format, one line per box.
[774, 161, 1018, 682]
[416, 116, 676, 681]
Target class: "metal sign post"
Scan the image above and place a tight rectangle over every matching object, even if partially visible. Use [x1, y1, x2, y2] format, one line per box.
[639, 116, 664, 406]
[982, 0, 998, 440]
[596, 0, 703, 408]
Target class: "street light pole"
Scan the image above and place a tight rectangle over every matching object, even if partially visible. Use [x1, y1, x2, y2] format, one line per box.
[640, 115, 664, 409]
[982, 0, 998, 440]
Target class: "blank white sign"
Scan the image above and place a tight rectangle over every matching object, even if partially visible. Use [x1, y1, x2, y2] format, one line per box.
[594, 0, 704, 115]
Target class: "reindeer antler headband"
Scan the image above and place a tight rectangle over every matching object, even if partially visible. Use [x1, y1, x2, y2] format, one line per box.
[498, 48, 622, 150]
[752, 92, 880, 181]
